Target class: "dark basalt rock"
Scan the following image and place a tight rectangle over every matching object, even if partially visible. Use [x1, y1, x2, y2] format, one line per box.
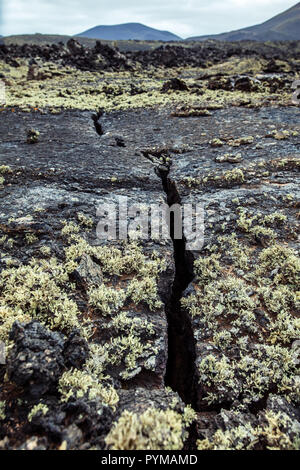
[263, 59, 285, 74]
[63, 330, 89, 369]
[0, 40, 131, 72]
[0, 99, 299, 449]
[62, 399, 114, 449]
[208, 75, 261, 92]
[1, 39, 299, 72]
[66, 39, 85, 56]
[28, 398, 114, 449]
[161, 78, 189, 93]
[7, 322, 88, 397]
[7, 322, 66, 397]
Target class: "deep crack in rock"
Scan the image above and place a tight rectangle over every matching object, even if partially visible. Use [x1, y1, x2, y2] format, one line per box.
[90, 114, 199, 407]
[155, 164, 198, 408]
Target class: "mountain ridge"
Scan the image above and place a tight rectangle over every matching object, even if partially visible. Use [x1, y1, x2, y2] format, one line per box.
[77, 22, 181, 41]
[187, 2, 300, 41]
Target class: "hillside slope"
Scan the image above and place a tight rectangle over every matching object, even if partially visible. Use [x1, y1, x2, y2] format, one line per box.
[78, 22, 181, 41]
[188, 2, 300, 41]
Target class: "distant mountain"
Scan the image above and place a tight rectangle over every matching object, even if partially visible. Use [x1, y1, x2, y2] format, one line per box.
[187, 2, 300, 41]
[77, 22, 181, 41]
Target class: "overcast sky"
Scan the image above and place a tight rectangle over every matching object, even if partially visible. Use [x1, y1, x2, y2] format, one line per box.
[0, 0, 298, 38]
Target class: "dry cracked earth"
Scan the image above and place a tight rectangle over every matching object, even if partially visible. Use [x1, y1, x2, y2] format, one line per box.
[0, 39, 299, 451]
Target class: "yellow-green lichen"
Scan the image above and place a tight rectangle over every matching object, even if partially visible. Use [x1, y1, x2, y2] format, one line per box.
[0, 401, 6, 420]
[0, 257, 81, 341]
[28, 403, 49, 422]
[58, 368, 119, 410]
[182, 230, 300, 406]
[105, 407, 192, 450]
[88, 285, 127, 316]
[197, 411, 300, 450]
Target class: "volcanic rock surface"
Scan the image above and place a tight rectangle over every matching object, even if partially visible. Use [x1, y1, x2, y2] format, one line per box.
[0, 39, 299, 450]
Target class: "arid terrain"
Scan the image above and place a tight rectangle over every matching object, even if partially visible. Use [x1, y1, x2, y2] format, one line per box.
[0, 38, 299, 450]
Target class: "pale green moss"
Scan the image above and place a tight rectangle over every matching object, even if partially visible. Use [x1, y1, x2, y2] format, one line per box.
[77, 212, 93, 228]
[0, 306, 31, 346]
[104, 311, 155, 335]
[257, 244, 300, 285]
[197, 345, 297, 405]
[183, 230, 299, 406]
[39, 246, 51, 256]
[108, 334, 157, 379]
[194, 254, 222, 285]
[224, 168, 245, 184]
[228, 136, 254, 147]
[105, 407, 188, 450]
[58, 369, 119, 410]
[28, 403, 49, 422]
[88, 285, 127, 316]
[127, 277, 163, 311]
[0, 401, 6, 420]
[25, 233, 38, 244]
[0, 257, 81, 337]
[85, 316, 157, 380]
[0, 235, 7, 245]
[64, 236, 165, 279]
[250, 225, 277, 245]
[210, 138, 224, 148]
[61, 233, 165, 379]
[218, 233, 251, 270]
[182, 276, 257, 332]
[61, 221, 80, 237]
[197, 411, 300, 450]
[0, 165, 12, 174]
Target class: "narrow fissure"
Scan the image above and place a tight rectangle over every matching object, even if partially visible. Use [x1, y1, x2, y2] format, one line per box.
[157, 166, 198, 408]
[91, 113, 199, 409]
[91, 113, 200, 445]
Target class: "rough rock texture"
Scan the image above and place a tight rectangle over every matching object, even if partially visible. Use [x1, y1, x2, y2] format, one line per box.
[0, 41, 299, 450]
[1, 39, 300, 72]
[7, 321, 88, 397]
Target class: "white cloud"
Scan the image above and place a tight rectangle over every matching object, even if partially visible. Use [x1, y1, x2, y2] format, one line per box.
[1, 0, 298, 38]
